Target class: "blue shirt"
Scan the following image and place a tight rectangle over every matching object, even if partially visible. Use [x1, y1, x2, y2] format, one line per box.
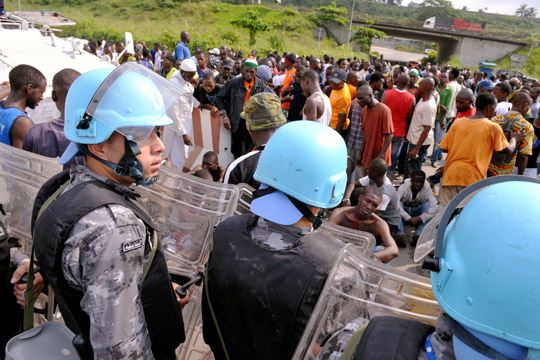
[175, 41, 190, 60]
[0, 101, 31, 146]
[197, 67, 212, 84]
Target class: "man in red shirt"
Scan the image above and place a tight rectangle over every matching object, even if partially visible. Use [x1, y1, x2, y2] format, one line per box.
[381, 74, 415, 178]
[356, 85, 394, 170]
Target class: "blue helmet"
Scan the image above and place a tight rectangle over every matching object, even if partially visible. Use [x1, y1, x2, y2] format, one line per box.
[251, 121, 347, 227]
[427, 176, 540, 354]
[61, 62, 191, 184]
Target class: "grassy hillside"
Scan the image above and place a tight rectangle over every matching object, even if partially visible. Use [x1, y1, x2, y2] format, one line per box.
[495, 46, 540, 80]
[5, 0, 370, 60]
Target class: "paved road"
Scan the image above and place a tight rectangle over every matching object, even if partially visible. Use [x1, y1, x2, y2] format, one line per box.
[372, 45, 425, 63]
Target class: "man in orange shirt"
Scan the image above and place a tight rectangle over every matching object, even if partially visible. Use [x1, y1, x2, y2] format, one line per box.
[346, 71, 360, 101]
[280, 53, 297, 117]
[216, 59, 266, 158]
[356, 85, 393, 170]
[328, 68, 351, 136]
[439, 93, 525, 207]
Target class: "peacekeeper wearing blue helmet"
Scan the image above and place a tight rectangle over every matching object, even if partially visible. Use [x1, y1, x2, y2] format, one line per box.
[316, 175, 540, 360]
[30, 62, 192, 359]
[201, 117, 349, 360]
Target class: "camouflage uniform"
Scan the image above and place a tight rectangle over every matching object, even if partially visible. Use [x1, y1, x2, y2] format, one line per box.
[0, 205, 28, 267]
[59, 166, 154, 360]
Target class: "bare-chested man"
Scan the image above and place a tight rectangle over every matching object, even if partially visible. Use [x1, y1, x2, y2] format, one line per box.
[300, 70, 332, 126]
[329, 186, 399, 263]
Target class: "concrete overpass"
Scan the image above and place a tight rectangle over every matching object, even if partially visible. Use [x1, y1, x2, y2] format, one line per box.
[324, 20, 530, 66]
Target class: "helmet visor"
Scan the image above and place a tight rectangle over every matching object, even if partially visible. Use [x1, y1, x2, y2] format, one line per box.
[84, 62, 192, 145]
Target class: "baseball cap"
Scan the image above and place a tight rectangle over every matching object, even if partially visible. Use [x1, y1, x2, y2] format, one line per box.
[209, 48, 220, 56]
[409, 69, 419, 77]
[329, 68, 347, 84]
[240, 92, 286, 132]
[222, 59, 234, 70]
[477, 80, 494, 90]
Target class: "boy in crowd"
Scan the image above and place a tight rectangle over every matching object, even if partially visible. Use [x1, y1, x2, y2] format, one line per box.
[194, 73, 222, 116]
[190, 151, 225, 182]
[396, 170, 438, 245]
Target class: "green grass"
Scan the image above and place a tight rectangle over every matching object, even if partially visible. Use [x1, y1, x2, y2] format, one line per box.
[395, 45, 423, 54]
[5, 0, 369, 60]
[494, 45, 540, 80]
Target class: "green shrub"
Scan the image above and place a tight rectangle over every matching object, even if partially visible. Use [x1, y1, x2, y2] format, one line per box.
[222, 31, 239, 45]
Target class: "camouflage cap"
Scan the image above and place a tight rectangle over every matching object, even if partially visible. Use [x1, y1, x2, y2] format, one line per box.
[241, 92, 286, 132]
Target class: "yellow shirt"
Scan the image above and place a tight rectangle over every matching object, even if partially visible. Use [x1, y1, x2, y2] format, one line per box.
[487, 111, 534, 176]
[440, 117, 508, 187]
[329, 85, 351, 130]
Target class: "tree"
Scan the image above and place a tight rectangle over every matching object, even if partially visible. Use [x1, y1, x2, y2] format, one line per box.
[353, 20, 385, 52]
[230, 10, 280, 46]
[524, 7, 537, 18]
[515, 4, 528, 17]
[316, 1, 348, 26]
[415, 0, 456, 21]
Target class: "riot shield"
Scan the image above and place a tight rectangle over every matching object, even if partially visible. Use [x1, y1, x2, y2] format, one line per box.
[135, 166, 239, 359]
[234, 182, 257, 215]
[0, 143, 62, 255]
[293, 244, 442, 360]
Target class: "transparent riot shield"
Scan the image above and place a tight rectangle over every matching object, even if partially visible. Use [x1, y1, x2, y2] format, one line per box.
[293, 244, 442, 360]
[234, 182, 257, 215]
[0, 143, 62, 255]
[135, 166, 239, 359]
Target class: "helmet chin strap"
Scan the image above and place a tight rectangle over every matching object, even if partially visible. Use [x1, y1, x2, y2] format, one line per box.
[78, 138, 157, 186]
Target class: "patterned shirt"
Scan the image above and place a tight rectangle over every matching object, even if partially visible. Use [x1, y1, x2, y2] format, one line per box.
[60, 166, 155, 359]
[488, 111, 534, 176]
[347, 98, 364, 150]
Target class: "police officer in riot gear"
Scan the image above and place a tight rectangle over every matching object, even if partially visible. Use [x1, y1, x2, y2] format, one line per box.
[316, 175, 540, 360]
[31, 63, 191, 359]
[202, 118, 349, 360]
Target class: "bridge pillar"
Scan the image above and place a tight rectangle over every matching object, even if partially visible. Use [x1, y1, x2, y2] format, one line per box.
[453, 37, 523, 67]
[436, 38, 459, 64]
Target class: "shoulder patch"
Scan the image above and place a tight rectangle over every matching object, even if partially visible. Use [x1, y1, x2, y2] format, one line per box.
[122, 238, 143, 253]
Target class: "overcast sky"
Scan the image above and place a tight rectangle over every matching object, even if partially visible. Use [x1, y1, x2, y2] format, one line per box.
[402, 0, 539, 16]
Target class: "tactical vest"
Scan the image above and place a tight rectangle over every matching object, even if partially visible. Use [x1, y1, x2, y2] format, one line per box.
[350, 316, 434, 360]
[202, 214, 345, 360]
[31, 170, 185, 359]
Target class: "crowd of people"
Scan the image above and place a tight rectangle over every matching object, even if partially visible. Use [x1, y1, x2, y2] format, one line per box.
[1, 28, 540, 360]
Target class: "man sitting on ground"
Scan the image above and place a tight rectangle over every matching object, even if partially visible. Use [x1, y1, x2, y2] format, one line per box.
[329, 186, 399, 263]
[343, 158, 404, 247]
[396, 170, 438, 245]
[190, 151, 225, 182]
